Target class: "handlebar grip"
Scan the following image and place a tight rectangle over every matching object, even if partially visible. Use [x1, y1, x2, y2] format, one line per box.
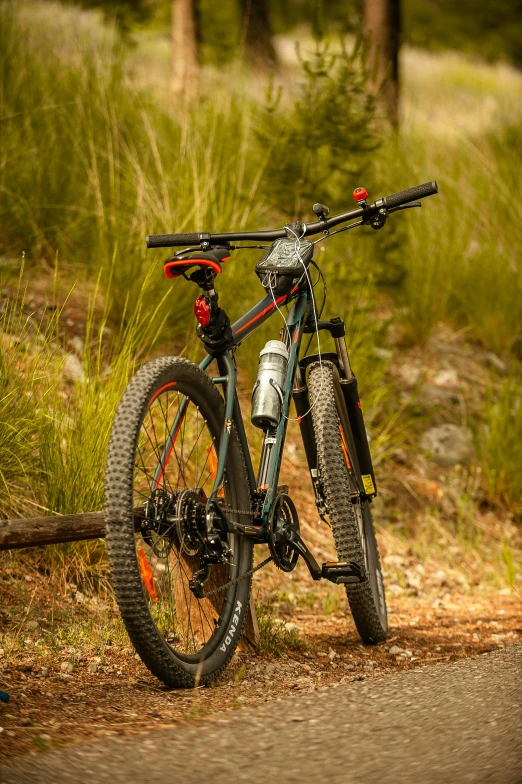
[146, 232, 203, 249]
[382, 181, 438, 210]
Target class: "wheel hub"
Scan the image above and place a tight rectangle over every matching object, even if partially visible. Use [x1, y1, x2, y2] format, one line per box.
[175, 489, 207, 556]
[142, 488, 176, 557]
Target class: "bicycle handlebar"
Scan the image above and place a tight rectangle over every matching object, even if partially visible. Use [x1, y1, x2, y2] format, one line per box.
[146, 181, 438, 249]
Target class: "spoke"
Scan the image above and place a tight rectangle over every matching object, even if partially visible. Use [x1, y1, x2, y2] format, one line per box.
[156, 393, 177, 494]
[176, 419, 207, 488]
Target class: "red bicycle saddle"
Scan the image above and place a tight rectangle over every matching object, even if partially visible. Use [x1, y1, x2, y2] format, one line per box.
[164, 248, 231, 279]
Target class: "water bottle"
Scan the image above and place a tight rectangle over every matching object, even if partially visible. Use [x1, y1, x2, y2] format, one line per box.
[251, 340, 289, 430]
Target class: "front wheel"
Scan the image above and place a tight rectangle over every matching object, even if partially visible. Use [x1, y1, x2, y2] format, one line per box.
[105, 356, 254, 688]
[308, 361, 388, 643]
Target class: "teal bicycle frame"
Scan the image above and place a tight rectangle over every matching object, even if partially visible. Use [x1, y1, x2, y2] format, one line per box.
[153, 287, 310, 540]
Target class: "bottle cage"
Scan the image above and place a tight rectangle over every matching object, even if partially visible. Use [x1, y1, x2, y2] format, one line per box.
[164, 248, 230, 279]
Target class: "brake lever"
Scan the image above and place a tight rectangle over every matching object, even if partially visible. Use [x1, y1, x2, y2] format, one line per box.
[387, 201, 422, 213]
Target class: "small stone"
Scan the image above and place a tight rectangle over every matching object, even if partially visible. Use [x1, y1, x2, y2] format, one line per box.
[372, 346, 393, 361]
[0, 648, 4, 658]
[60, 661, 74, 674]
[389, 645, 403, 655]
[413, 650, 423, 657]
[20, 717, 32, 726]
[69, 336, 84, 356]
[63, 354, 85, 383]
[328, 648, 337, 661]
[433, 369, 458, 388]
[88, 662, 98, 674]
[6, 730, 15, 738]
[344, 663, 355, 671]
[420, 424, 475, 468]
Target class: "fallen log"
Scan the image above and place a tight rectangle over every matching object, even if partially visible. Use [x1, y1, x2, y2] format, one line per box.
[0, 511, 259, 649]
[0, 512, 112, 551]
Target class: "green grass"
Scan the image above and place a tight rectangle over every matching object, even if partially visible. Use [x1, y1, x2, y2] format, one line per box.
[1, 1, 522, 524]
[477, 373, 522, 508]
[255, 601, 306, 656]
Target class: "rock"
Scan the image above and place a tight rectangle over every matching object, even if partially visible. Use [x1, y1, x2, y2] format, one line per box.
[88, 662, 98, 674]
[419, 384, 460, 406]
[389, 645, 403, 655]
[0, 648, 4, 658]
[399, 364, 421, 386]
[328, 648, 337, 661]
[63, 354, 85, 383]
[372, 346, 393, 361]
[344, 663, 355, 671]
[433, 369, 458, 388]
[405, 569, 422, 591]
[283, 622, 301, 634]
[419, 424, 475, 467]
[75, 591, 85, 604]
[69, 336, 84, 356]
[60, 661, 74, 674]
[41, 667, 49, 677]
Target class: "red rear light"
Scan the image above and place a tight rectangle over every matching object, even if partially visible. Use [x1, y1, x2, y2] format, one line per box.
[353, 187, 368, 202]
[194, 295, 211, 327]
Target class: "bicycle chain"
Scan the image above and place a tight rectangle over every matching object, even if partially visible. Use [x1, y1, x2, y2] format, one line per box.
[200, 555, 273, 598]
[197, 503, 272, 597]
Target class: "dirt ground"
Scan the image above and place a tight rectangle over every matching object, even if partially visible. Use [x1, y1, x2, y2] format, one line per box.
[0, 570, 520, 763]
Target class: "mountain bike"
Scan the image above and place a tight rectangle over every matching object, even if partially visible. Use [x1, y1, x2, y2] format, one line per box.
[105, 180, 438, 688]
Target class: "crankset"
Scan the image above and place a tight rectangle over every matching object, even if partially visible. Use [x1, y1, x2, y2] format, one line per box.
[267, 492, 366, 585]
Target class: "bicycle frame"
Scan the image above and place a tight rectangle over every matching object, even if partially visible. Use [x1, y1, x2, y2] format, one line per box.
[154, 284, 310, 542]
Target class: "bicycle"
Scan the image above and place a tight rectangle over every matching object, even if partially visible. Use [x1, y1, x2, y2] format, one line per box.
[105, 180, 438, 688]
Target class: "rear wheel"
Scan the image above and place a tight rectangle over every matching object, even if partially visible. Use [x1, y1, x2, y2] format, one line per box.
[105, 357, 254, 687]
[308, 361, 387, 643]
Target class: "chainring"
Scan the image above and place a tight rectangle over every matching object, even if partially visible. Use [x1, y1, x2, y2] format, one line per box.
[268, 493, 300, 572]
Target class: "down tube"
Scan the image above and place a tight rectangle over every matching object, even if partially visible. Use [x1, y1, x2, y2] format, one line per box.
[262, 290, 309, 518]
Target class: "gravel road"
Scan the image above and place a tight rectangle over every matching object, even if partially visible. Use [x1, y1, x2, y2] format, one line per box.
[2, 645, 521, 784]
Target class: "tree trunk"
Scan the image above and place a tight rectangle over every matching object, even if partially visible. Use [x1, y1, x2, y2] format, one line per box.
[172, 0, 199, 98]
[240, 0, 278, 72]
[363, 0, 401, 126]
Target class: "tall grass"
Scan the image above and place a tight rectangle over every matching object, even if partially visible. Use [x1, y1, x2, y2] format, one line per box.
[477, 373, 522, 508]
[1, 2, 522, 517]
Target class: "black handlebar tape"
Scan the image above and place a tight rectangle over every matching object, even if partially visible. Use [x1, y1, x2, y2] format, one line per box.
[382, 181, 438, 210]
[146, 232, 203, 249]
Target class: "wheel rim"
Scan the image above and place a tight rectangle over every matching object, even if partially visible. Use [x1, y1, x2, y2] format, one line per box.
[132, 383, 236, 660]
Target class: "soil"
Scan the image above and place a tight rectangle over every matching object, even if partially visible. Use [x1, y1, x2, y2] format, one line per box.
[0, 569, 520, 763]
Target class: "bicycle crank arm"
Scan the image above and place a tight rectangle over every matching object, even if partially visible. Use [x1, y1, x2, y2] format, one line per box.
[282, 528, 322, 580]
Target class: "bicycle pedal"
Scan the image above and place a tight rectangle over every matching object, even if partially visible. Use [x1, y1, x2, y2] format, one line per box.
[322, 561, 365, 584]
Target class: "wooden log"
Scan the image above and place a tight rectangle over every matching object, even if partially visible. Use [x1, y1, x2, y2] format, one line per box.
[0, 512, 109, 551]
[0, 511, 259, 648]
